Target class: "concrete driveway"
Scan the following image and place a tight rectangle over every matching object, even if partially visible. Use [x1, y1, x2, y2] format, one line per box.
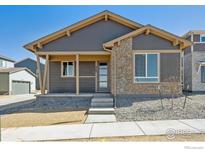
[0, 94, 36, 108]
[1, 119, 205, 141]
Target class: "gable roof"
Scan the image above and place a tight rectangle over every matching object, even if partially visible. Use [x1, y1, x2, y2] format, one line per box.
[15, 57, 44, 66]
[0, 54, 15, 62]
[104, 24, 192, 50]
[0, 67, 36, 77]
[24, 10, 143, 53]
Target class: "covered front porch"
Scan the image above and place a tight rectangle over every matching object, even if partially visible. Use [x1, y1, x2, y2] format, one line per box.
[36, 51, 111, 95]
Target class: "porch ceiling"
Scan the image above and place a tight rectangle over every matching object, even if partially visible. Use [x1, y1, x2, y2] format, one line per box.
[49, 54, 110, 62]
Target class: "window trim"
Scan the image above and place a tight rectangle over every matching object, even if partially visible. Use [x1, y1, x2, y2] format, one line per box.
[61, 61, 75, 78]
[200, 34, 205, 43]
[133, 53, 160, 83]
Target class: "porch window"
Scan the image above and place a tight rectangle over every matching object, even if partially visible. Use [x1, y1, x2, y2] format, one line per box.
[201, 66, 205, 83]
[134, 53, 159, 82]
[62, 61, 74, 77]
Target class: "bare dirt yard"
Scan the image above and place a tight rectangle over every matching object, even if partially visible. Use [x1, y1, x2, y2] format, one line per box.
[0, 110, 87, 128]
[64, 134, 205, 142]
[116, 94, 205, 121]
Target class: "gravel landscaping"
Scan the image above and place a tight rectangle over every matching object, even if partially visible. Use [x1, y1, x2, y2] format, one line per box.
[0, 97, 89, 115]
[115, 94, 205, 122]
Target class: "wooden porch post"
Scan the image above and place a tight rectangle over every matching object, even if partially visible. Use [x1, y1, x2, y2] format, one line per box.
[36, 53, 43, 94]
[95, 61, 98, 92]
[42, 55, 49, 94]
[76, 54, 79, 95]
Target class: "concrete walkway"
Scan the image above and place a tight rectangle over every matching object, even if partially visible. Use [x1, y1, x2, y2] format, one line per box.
[1, 119, 205, 141]
[85, 114, 116, 123]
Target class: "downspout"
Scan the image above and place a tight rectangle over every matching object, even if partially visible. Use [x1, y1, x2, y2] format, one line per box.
[103, 45, 117, 108]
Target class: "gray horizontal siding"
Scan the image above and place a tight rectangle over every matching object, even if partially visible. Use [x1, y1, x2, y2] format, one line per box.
[184, 47, 191, 55]
[193, 43, 205, 51]
[49, 61, 96, 93]
[79, 77, 95, 92]
[184, 35, 192, 55]
[0, 73, 9, 94]
[160, 53, 180, 82]
[184, 54, 192, 91]
[79, 62, 95, 76]
[133, 34, 179, 50]
[49, 61, 76, 93]
[38, 20, 134, 51]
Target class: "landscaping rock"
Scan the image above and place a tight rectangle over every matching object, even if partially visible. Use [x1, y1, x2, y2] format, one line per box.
[115, 94, 205, 121]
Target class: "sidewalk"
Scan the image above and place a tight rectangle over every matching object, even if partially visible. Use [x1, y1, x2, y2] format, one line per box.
[1, 119, 205, 141]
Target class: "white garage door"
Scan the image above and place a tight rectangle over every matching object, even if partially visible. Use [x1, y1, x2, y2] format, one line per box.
[12, 81, 30, 95]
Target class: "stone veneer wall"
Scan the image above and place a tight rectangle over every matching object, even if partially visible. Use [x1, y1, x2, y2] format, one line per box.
[111, 38, 182, 95]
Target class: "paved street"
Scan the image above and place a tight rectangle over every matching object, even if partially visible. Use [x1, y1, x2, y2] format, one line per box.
[1, 119, 205, 141]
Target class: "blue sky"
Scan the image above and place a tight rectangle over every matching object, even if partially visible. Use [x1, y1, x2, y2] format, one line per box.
[0, 5, 205, 61]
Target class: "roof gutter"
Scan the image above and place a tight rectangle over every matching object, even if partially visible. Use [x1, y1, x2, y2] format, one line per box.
[103, 44, 112, 52]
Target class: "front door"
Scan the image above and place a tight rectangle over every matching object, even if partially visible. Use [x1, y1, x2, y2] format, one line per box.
[98, 62, 108, 92]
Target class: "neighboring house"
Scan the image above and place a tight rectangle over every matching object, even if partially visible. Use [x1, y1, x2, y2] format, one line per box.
[0, 54, 15, 68]
[24, 10, 191, 98]
[0, 67, 36, 95]
[15, 58, 45, 90]
[183, 31, 205, 92]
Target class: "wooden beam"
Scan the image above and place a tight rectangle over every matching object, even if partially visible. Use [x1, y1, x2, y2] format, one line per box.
[66, 31, 70, 37]
[173, 40, 179, 46]
[180, 42, 184, 50]
[76, 54, 79, 95]
[42, 55, 49, 94]
[36, 53, 43, 94]
[105, 15, 108, 21]
[145, 29, 150, 35]
[37, 42, 42, 49]
[49, 55, 110, 62]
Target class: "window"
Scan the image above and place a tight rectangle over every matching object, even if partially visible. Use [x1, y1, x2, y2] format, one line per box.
[201, 66, 205, 83]
[134, 53, 159, 82]
[62, 61, 74, 77]
[99, 63, 108, 88]
[200, 35, 205, 43]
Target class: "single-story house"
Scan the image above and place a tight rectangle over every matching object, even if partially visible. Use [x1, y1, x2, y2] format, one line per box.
[0, 67, 36, 95]
[24, 10, 191, 104]
[15, 58, 45, 90]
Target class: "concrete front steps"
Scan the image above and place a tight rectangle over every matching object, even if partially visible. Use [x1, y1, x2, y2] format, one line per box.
[85, 93, 116, 123]
[89, 93, 114, 114]
[90, 98, 114, 108]
[88, 108, 115, 114]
